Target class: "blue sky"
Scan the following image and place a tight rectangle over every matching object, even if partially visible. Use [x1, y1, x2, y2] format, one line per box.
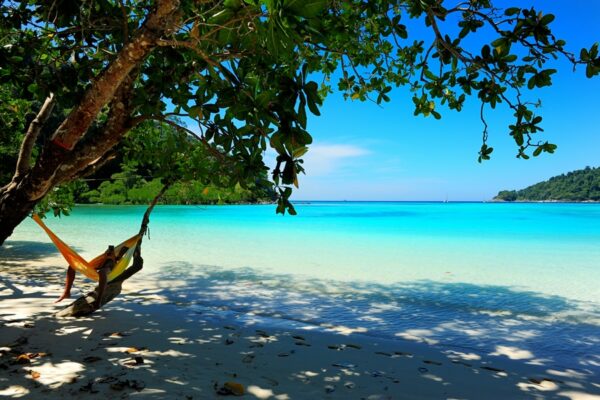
[291, 1, 600, 201]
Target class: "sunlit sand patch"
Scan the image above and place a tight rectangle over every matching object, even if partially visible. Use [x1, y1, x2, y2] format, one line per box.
[323, 325, 368, 335]
[557, 390, 600, 400]
[580, 357, 600, 368]
[366, 302, 402, 313]
[505, 329, 539, 341]
[247, 385, 277, 399]
[285, 299, 311, 305]
[164, 378, 187, 385]
[547, 369, 589, 379]
[144, 349, 192, 358]
[105, 346, 137, 353]
[525, 358, 552, 366]
[168, 336, 194, 345]
[195, 337, 219, 344]
[0, 298, 55, 320]
[298, 325, 319, 331]
[292, 370, 320, 382]
[129, 388, 166, 396]
[480, 310, 513, 317]
[490, 345, 533, 360]
[339, 368, 359, 376]
[421, 373, 444, 383]
[54, 326, 90, 336]
[395, 329, 439, 345]
[437, 321, 486, 337]
[26, 361, 84, 388]
[563, 381, 585, 390]
[0, 385, 30, 397]
[498, 319, 524, 329]
[517, 379, 559, 392]
[302, 371, 320, 377]
[444, 350, 481, 361]
[358, 315, 384, 323]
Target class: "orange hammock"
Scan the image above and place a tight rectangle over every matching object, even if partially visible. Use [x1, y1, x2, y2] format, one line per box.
[32, 214, 141, 282]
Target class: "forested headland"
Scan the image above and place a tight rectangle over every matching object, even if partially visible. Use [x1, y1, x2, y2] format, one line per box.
[494, 166, 600, 202]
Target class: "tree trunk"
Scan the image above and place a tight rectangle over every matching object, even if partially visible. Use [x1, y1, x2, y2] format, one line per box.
[0, 183, 40, 245]
[0, 0, 181, 247]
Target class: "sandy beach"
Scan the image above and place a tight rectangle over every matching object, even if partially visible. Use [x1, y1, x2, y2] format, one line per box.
[1, 250, 599, 400]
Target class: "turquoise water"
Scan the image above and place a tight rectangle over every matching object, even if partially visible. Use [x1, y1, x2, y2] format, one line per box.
[5, 202, 600, 372]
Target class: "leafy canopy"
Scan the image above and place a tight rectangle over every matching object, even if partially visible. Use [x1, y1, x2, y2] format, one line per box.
[1, 0, 599, 213]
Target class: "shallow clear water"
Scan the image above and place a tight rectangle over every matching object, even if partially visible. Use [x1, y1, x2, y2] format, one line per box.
[5, 202, 600, 372]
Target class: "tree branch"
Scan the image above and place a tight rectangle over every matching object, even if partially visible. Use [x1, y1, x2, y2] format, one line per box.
[50, 0, 181, 151]
[76, 150, 119, 179]
[131, 114, 227, 162]
[51, 76, 136, 186]
[111, 181, 171, 284]
[13, 93, 55, 179]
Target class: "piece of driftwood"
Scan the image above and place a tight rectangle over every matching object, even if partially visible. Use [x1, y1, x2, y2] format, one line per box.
[55, 251, 143, 317]
[55, 182, 167, 318]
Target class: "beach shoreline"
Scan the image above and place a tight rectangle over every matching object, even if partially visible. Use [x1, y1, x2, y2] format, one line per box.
[1, 253, 599, 399]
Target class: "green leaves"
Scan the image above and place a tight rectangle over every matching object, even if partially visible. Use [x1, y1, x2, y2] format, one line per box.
[504, 7, 521, 17]
[284, 0, 328, 18]
[527, 69, 557, 89]
[478, 144, 494, 163]
[275, 186, 296, 215]
[581, 43, 600, 78]
[304, 81, 322, 116]
[1, 0, 598, 219]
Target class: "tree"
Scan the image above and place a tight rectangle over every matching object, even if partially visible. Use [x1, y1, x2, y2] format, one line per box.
[1, 0, 599, 245]
[494, 166, 600, 202]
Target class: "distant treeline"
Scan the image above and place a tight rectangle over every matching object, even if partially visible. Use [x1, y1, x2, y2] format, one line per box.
[495, 166, 600, 202]
[73, 171, 276, 206]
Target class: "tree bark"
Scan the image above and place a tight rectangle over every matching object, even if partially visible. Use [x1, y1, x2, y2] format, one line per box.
[0, 184, 39, 245]
[51, 0, 181, 150]
[14, 93, 56, 179]
[0, 1, 181, 246]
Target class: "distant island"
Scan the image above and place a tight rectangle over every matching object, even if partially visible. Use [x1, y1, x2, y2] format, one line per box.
[494, 166, 600, 202]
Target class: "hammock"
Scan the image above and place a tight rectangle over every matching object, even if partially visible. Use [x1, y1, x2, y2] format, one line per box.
[32, 214, 141, 282]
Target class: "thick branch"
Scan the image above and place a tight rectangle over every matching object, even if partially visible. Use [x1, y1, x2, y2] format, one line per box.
[139, 181, 170, 237]
[13, 93, 55, 179]
[76, 150, 118, 179]
[52, 76, 135, 186]
[50, 0, 181, 150]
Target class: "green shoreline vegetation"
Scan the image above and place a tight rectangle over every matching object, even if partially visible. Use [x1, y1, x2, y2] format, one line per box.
[77, 176, 276, 206]
[0, 92, 275, 212]
[494, 166, 600, 202]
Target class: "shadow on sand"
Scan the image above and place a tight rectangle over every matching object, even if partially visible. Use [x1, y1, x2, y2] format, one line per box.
[1, 242, 599, 399]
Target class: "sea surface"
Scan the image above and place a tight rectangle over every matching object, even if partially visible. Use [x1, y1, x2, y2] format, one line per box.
[5, 202, 600, 373]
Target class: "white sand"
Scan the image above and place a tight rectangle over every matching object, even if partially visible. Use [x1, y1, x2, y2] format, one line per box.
[1, 254, 599, 399]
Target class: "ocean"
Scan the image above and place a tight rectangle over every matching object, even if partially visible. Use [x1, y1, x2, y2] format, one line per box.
[5, 202, 600, 372]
